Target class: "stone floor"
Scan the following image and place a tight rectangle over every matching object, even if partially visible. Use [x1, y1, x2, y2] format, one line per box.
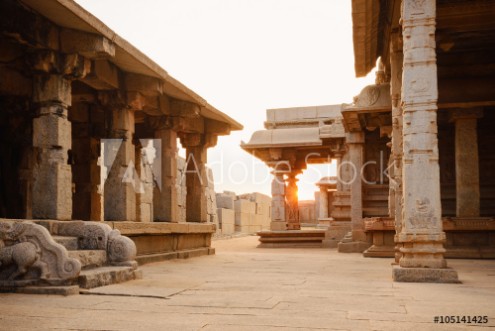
[0, 236, 494, 330]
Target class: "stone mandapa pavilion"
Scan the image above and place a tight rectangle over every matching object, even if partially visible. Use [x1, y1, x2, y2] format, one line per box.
[0, 0, 241, 294]
[243, 0, 495, 283]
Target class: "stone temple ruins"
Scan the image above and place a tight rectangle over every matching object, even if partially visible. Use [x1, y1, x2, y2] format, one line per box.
[0, 0, 494, 294]
[243, 0, 495, 282]
[0, 0, 243, 294]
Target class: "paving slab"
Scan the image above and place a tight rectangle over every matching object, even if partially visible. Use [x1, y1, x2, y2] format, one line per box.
[0, 236, 494, 330]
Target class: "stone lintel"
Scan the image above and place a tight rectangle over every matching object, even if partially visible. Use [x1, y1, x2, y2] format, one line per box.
[125, 73, 162, 96]
[174, 116, 205, 134]
[170, 99, 201, 117]
[392, 266, 459, 283]
[205, 119, 231, 135]
[82, 59, 119, 90]
[448, 108, 484, 122]
[60, 28, 115, 59]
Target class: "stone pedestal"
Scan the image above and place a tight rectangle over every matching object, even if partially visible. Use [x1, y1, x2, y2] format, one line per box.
[393, 0, 458, 283]
[450, 109, 483, 218]
[104, 108, 136, 221]
[32, 74, 73, 220]
[154, 129, 179, 222]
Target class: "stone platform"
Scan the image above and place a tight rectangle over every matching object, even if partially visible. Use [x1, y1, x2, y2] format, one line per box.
[106, 222, 216, 265]
[257, 229, 326, 248]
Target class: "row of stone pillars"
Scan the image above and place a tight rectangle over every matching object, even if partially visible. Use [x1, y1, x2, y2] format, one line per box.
[30, 72, 211, 223]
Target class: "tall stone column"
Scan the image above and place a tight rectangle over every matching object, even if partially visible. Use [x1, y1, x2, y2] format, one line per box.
[318, 186, 329, 219]
[338, 133, 367, 252]
[90, 137, 103, 221]
[390, 31, 404, 264]
[104, 107, 136, 221]
[32, 74, 73, 220]
[450, 109, 483, 218]
[154, 127, 179, 222]
[285, 172, 300, 230]
[182, 133, 208, 223]
[270, 171, 286, 231]
[393, 0, 458, 282]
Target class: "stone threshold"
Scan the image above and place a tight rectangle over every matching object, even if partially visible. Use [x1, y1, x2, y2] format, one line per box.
[105, 221, 216, 236]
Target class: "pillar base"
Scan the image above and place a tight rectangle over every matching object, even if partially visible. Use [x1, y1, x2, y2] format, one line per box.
[270, 221, 286, 231]
[337, 241, 370, 253]
[392, 266, 459, 283]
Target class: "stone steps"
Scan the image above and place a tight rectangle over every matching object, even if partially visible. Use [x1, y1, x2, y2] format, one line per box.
[53, 235, 79, 250]
[78, 266, 143, 289]
[68, 250, 107, 269]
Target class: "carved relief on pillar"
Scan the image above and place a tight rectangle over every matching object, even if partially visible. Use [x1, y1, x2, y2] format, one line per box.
[394, 0, 456, 279]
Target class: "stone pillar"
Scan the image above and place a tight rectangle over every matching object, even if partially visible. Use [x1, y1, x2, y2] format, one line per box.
[135, 142, 154, 222]
[338, 132, 368, 252]
[182, 133, 208, 223]
[335, 155, 344, 192]
[285, 172, 300, 230]
[318, 186, 329, 219]
[104, 108, 136, 221]
[32, 74, 73, 220]
[270, 171, 286, 231]
[390, 31, 404, 264]
[393, 0, 458, 282]
[154, 128, 179, 222]
[90, 138, 103, 221]
[450, 109, 483, 218]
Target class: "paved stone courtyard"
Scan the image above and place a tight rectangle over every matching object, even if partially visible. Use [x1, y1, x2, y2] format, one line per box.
[0, 236, 494, 331]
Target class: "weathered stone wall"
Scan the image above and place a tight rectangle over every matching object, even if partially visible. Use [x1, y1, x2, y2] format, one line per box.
[299, 200, 316, 225]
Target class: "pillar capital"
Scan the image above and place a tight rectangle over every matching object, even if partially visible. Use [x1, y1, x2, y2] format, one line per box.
[448, 108, 484, 122]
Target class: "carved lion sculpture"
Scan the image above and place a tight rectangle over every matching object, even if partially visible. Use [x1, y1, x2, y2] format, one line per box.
[0, 241, 49, 281]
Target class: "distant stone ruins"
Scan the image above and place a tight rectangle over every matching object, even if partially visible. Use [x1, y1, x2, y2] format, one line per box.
[243, 0, 495, 282]
[0, 0, 242, 293]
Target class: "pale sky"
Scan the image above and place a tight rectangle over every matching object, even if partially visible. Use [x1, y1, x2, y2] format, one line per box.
[76, 0, 375, 199]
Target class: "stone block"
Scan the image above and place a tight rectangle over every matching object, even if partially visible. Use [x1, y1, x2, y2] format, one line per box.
[216, 193, 235, 209]
[221, 222, 235, 235]
[217, 208, 235, 225]
[235, 212, 251, 225]
[234, 199, 256, 214]
[33, 113, 71, 150]
[33, 75, 71, 106]
[392, 266, 460, 283]
[256, 202, 270, 216]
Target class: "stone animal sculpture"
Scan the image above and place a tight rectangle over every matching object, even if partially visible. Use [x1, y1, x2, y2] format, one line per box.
[0, 241, 49, 281]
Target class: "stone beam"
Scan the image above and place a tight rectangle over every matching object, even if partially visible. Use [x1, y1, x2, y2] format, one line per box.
[127, 92, 161, 115]
[172, 116, 205, 134]
[125, 73, 162, 96]
[82, 60, 120, 90]
[60, 28, 115, 59]
[205, 119, 231, 135]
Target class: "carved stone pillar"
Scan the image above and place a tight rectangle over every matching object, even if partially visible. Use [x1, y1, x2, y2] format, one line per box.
[270, 171, 286, 231]
[390, 31, 404, 264]
[285, 172, 300, 230]
[393, 0, 458, 282]
[32, 74, 73, 220]
[104, 106, 136, 221]
[449, 109, 483, 218]
[154, 124, 179, 222]
[318, 186, 329, 220]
